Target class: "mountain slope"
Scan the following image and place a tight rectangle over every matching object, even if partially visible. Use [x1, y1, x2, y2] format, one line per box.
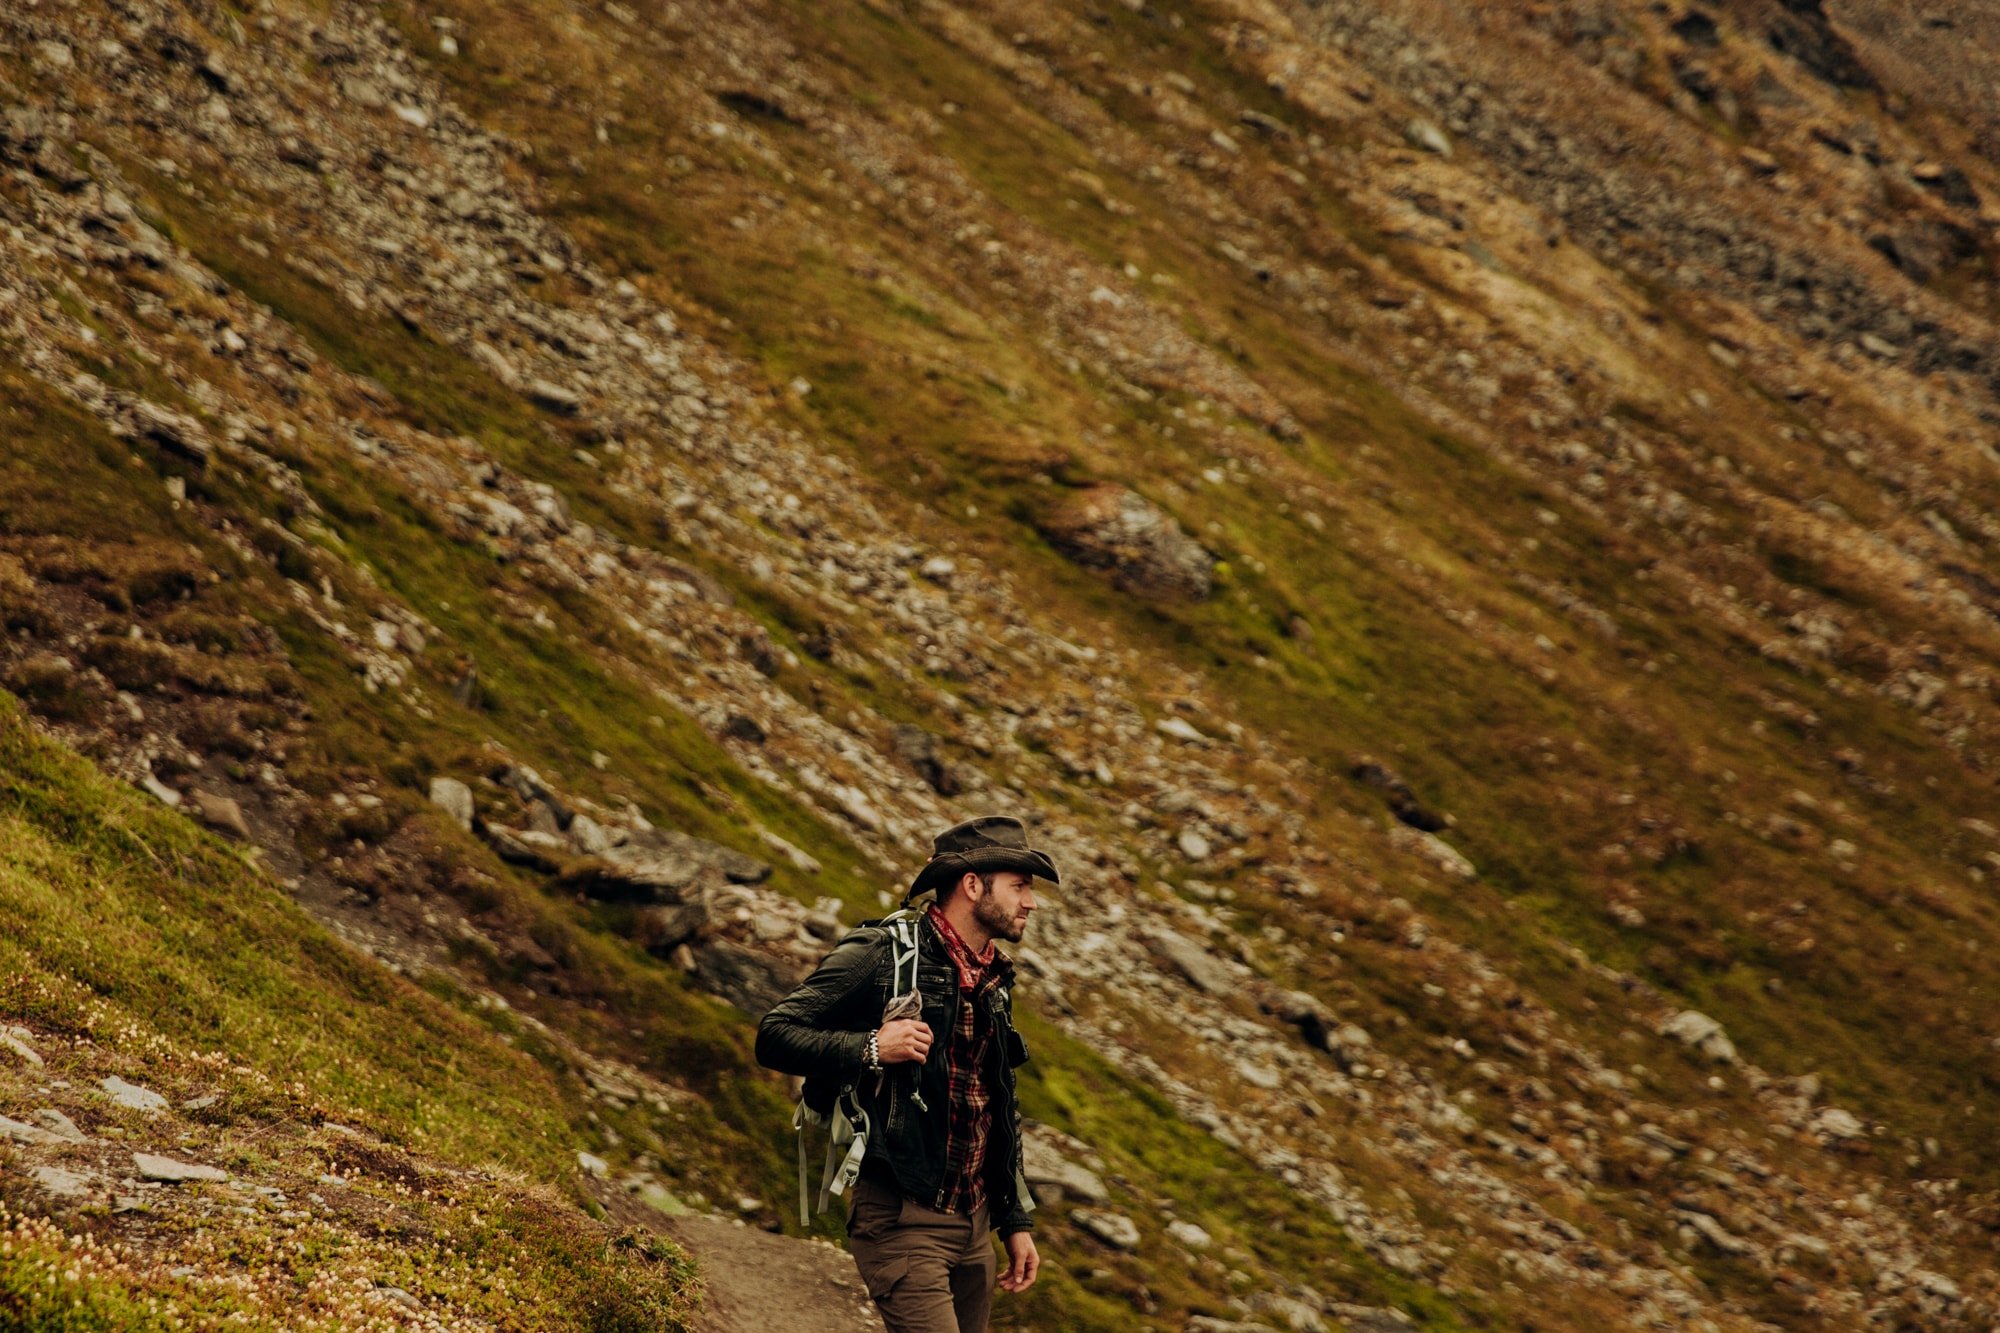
[4, 0, 2000, 1329]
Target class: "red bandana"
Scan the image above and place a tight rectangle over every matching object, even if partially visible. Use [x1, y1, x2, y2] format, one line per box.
[925, 905, 996, 991]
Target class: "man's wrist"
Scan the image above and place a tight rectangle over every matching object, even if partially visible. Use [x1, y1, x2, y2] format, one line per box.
[865, 1029, 884, 1072]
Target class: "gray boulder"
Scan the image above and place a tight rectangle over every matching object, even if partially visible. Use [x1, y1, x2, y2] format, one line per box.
[484, 824, 569, 873]
[1071, 1207, 1142, 1251]
[428, 777, 475, 830]
[891, 724, 961, 796]
[635, 902, 711, 954]
[191, 791, 250, 841]
[132, 1152, 227, 1184]
[1659, 1010, 1737, 1063]
[557, 830, 768, 903]
[1022, 1128, 1109, 1204]
[101, 1076, 168, 1113]
[691, 940, 803, 1014]
[630, 829, 773, 885]
[1036, 485, 1215, 601]
[1149, 928, 1238, 995]
[558, 845, 706, 902]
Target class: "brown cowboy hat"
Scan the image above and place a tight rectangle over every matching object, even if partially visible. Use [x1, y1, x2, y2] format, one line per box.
[905, 814, 1061, 903]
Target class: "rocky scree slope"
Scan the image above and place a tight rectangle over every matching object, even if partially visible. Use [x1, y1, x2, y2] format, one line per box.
[5, 0, 2000, 1329]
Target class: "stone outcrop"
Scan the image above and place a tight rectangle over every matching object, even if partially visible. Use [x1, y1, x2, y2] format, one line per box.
[1035, 486, 1216, 601]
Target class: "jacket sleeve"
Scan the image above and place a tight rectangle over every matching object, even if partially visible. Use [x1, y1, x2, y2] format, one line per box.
[754, 928, 884, 1079]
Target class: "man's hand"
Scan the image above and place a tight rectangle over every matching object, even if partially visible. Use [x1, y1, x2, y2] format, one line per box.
[997, 1231, 1039, 1293]
[875, 1018, 933, 1064]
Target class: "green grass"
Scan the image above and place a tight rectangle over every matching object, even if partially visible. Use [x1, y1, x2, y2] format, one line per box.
[0, 691, 698, 1329]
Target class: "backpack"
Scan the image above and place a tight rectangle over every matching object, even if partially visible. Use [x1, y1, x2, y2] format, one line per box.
[792, 907, 927, 1226]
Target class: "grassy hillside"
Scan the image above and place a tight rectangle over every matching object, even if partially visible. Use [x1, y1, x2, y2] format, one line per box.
[5, 0, 2000, 1328]
[0, 690, 697, 1329]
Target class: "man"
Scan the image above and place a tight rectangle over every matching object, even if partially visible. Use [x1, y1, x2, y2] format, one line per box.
[756, 814, 1058, 1333]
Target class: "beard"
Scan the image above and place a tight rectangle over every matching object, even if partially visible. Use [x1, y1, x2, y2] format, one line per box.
[973, 890, 1027, 942]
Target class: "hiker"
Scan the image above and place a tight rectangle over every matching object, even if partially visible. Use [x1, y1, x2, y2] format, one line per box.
[756, 815, 1058, 1333]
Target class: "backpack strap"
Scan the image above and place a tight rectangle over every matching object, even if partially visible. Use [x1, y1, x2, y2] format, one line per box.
[793, 1099, 817, 1227]
[792, 912, 935, 1223]
[817, 1089, 871, 1214]
[880, 912, 928, 1111]
[885, 913, 922, 999]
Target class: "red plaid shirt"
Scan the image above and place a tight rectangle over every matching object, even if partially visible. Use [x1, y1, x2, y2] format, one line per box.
[925, 907, 1010, 1216]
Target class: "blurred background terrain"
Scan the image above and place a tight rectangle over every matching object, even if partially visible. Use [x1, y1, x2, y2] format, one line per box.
[3, 0, 2000, 1328]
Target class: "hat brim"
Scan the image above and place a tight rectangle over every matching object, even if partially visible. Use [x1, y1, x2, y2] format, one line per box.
[905, 846, 1060, 902]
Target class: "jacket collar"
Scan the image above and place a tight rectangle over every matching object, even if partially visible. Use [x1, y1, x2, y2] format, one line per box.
[924, 905, 1012, 992]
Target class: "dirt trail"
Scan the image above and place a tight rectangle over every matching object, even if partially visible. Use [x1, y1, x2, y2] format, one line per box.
[665, 1214, 884, 1333]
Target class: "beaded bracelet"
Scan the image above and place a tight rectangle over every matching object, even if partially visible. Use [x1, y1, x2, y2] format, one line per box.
[865, 1030, 883, 1072]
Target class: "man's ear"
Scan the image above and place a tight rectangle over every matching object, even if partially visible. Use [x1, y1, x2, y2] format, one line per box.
[958, 871, 984, 901]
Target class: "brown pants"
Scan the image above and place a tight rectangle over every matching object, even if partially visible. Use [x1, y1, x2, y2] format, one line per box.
[846, 1174, 995, 1333]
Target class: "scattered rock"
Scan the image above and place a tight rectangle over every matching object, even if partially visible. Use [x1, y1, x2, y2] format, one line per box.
[0, 1026, 44, 1067]
[190, 790, 251, 840]
[1386, 825, 1477, 879]
[1177, 828, 1212, 861]
[429, 776, 475, 830]
[757, 828, 823, 874]
[341, 76, 388, 109]
[1071, 1207, 1142, 1251]
[484, 824, 569, 872]
[632, 1180, 692, 1216]
[1659, 1010, 1738, 1063]
[1677, 1207, 1759, 1258]
[0, 106, 48, 156]
[1156, 717, 1206, 744]
[1348, 756, 1447, 832]
[1148, 928, 1239, 995]
[560, 845, 703, 901]
[1248, 1291, 1325, 1332]
[1403, 117, 1452, 155]
[1237, 1059, 1282, 1090]
[35, 1110, 88, 1143]
[1022, 1128, 1109, 1204]
[569, 813, 619, 856]
[830, 785, 882, 830]
[129, 401, 212, 465]
[1327, 1306, 1415, 1333]
[1166, 1219, 1212, 1249]
[1811, 1106, 1867, 1142]
[560, 832, 770, 902]
[892, 724, 961, 796]
[1, 1114, 63, 1146]
[690, 939, 804, 1014]
[527, 378, 582, 415]
[132, 1152, 228, 1184]
[31, 1165, 96, 1199]
[374, 1287, 423, 1313]
[1260, 990, 1335, 1051]
[636, 901, 711, 954]
[100, 1076, 169, 1114]
[141, 772, 183, 808]
[577, 1151, 610, 1178]
[1036, 485, 1216, 601]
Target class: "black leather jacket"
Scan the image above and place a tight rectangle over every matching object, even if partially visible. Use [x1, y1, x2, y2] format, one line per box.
[755, 916, 1036, 1235]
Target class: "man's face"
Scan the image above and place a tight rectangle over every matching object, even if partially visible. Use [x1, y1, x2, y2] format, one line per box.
[973, 871, 1036, 942]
